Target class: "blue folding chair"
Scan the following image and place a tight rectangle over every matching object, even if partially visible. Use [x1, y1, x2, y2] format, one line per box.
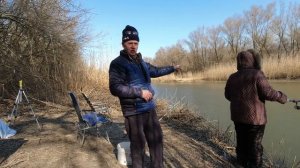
[68, 92, 110, 146]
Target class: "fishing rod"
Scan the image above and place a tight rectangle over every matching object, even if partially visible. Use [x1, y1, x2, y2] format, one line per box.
[288, 99, 300, 110]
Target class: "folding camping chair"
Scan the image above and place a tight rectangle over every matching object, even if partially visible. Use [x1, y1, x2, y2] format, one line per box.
[68, 92, 111, 146]
[81, 92, 111, 119]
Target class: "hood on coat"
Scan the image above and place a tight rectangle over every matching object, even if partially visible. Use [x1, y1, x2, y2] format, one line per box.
[237, 51, 254, 70]
[247, 49, 261, 70]
[237, 49, 261, 70]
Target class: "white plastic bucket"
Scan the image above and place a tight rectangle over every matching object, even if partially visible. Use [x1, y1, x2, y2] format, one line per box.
[117, 141, 132, 165]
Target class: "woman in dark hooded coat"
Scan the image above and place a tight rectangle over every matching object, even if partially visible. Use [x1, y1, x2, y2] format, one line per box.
[225, 49, 288, 167]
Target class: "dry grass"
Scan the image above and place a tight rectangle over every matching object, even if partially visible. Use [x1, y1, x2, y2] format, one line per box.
[69, 61, 109, 94]
[201, 63, 236, 81]
[263, 56, 300, 79]
[152, 55, 300, 82]
[81, 66, 109, 91]
[202, 55, 300, 81]
[152, 72, 204, 82]
[155, 98, 235, 148]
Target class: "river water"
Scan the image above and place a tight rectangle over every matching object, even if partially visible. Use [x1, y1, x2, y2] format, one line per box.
[153, 81, 300, 163]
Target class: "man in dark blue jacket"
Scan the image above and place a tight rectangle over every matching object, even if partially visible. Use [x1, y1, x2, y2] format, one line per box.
[109, 25, 180, 168]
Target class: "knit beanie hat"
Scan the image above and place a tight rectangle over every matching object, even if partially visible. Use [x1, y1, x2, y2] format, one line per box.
[122, 25, 139, 43]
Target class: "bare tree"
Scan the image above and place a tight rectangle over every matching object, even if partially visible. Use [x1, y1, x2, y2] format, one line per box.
[153, 41, 188, 71]
[154, 47, 169, 66]
[222, 15, 245, 58]
[270, 1, 289, 58]
[207, 25, 225, 63]
[287, 2, 300, 56]
[150, 1, 300, 75]
[185, 27, 208, 72]
[0, 0, 91, 102]
[244, 3, 275, 57]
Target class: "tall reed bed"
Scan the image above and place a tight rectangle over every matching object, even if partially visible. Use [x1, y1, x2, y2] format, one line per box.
[202, 63, 236, 81]
[152, 71, 204, 82]
[202, 55, 300, 81]
[264, 56, 300, 79]
[170, 55, 300, 81]
[70, 53, 110, 92]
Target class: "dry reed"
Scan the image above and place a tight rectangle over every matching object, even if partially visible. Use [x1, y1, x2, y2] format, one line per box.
[153, 55, 300, 82]
[203, 55, 300, 81]
[263, 56, 300, 79]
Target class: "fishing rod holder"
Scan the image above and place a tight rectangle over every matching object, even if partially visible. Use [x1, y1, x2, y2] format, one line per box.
[288, 99, 300, 110]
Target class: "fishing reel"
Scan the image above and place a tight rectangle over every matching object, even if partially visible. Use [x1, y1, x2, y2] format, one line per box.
[288, 99, 300, 110]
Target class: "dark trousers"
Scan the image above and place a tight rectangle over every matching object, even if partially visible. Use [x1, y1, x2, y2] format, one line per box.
[234, 122, 265, 168]
[125, 110, 163, 168]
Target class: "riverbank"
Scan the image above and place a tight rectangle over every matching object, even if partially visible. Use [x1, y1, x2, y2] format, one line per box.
[0, 93, 237, 168]
[1, 85, 295, 167]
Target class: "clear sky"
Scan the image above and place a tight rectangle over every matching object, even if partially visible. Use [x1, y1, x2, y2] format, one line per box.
[76, 0, 298, 63]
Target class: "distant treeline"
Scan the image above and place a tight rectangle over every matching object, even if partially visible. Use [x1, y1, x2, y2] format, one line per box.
[0, 0, 98, 102]
[148, 2, 300, 73]
[1, 1, 300, 101]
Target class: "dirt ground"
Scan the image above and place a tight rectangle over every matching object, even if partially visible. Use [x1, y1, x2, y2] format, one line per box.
[0, 98, 236, 168]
